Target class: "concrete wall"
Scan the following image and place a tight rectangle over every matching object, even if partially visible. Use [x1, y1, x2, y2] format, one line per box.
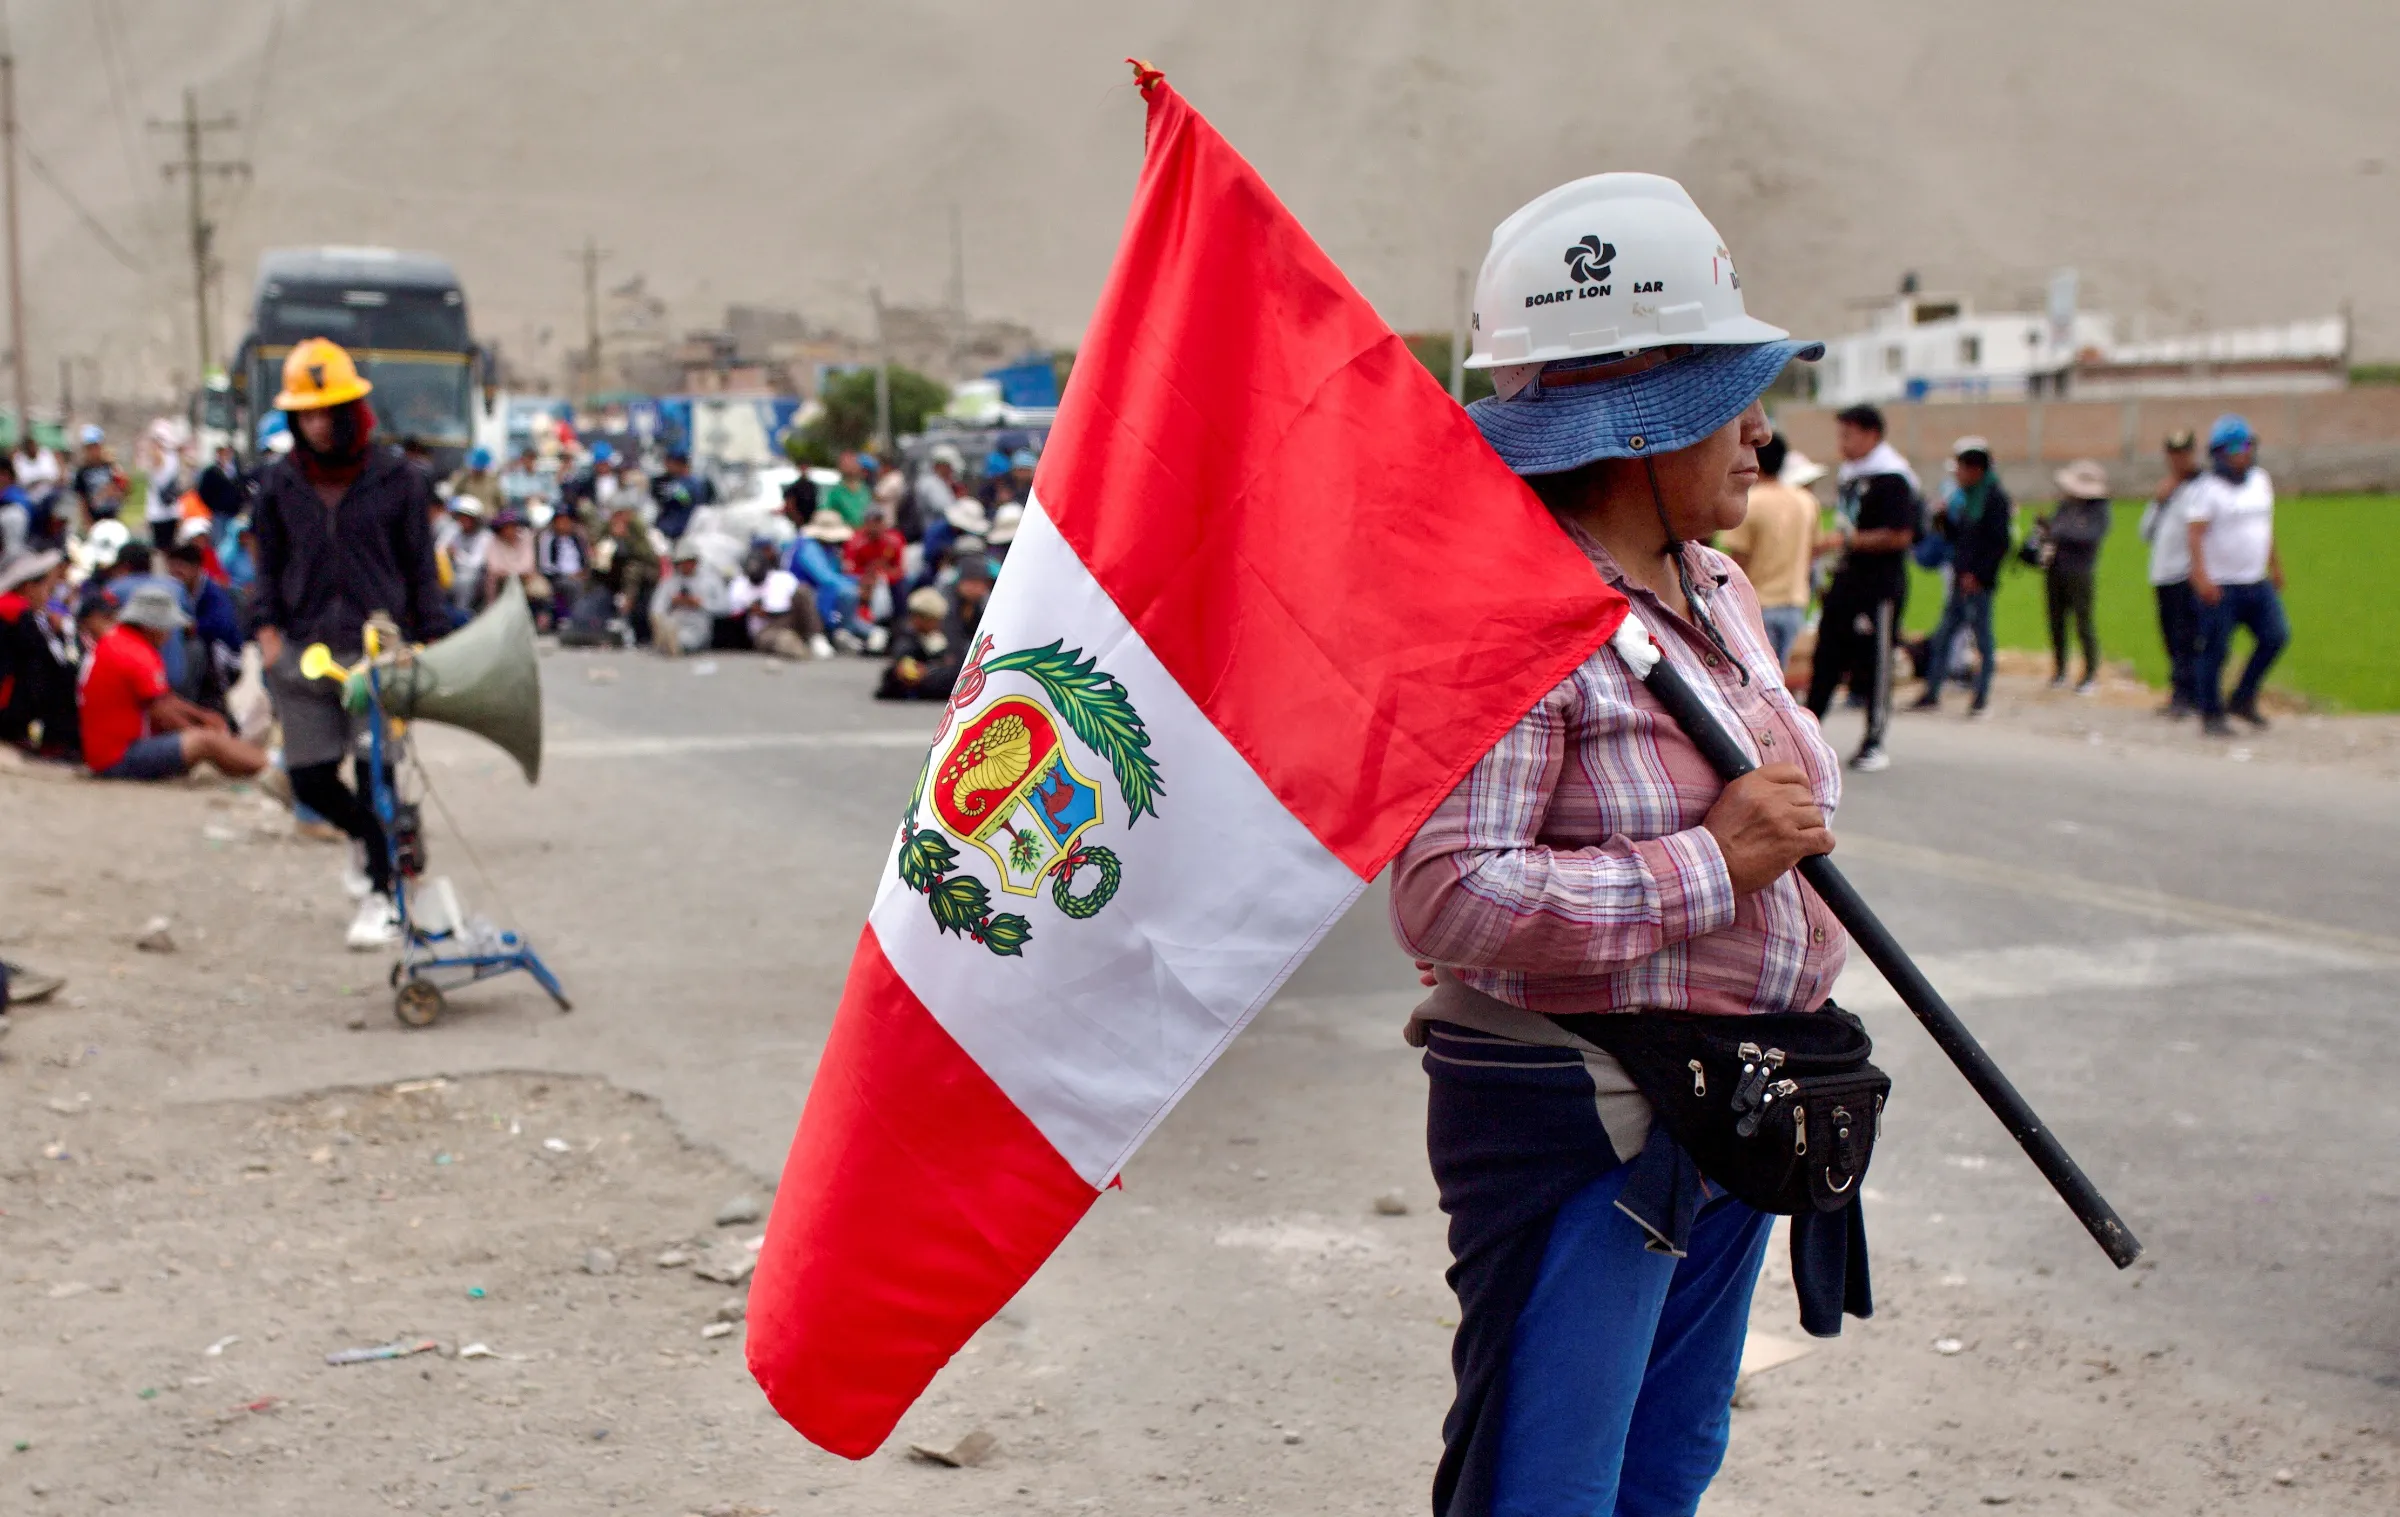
[1774, 388, 2400, 498]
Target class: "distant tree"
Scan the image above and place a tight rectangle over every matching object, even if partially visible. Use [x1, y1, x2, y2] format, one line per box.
[795, 365, 950, 464]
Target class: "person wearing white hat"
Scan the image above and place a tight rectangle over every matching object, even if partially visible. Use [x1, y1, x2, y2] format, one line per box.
[2039, 459, 2113, 694]
[1396, 171, 1848, 1516]
[1715, 432, 1818, 667]
[0, 549, 75, 756]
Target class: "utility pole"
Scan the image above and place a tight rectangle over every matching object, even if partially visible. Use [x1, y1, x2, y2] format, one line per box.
[1449, 267, 1469, 402]
[151, 88, 246, 391]
[0, 50, 27, 447]
[567, 236, 610, 405]
[869, 282, 892, 455]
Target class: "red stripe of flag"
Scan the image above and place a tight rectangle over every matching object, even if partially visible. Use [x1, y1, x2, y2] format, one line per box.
[1035, 78, 1626, 878]
[747, 926, 1099, 1457]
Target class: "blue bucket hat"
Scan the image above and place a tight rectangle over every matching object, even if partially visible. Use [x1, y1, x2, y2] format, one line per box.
[468, 446, 493, 470]
[1468, 339, 1823, 477]
[2207, 413, 2254, 454]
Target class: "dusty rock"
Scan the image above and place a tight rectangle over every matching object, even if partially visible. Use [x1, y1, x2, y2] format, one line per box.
[134, 916, 176, 953]
[692, 1242, 756, 1285]
[909, 1429, 999, 1468]
[655, 1246, 695, 1269]
[700, 1321, 735, 1339]
[1373, 1191, 1410, 1216]
[711, 1298, 746, 1324]
[582, 1247, 619, 1276]
[714, 1195, 763, 1227]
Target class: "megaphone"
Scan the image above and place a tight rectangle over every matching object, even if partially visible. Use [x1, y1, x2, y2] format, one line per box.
[377, 579, 546, 783]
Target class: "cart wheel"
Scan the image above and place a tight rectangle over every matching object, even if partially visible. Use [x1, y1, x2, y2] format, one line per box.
[393, 979, 445, 1029]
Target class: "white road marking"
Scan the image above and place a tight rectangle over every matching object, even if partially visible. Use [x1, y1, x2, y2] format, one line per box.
[1838, 834, 2400, 962]
[1832, 930, 2383, 1015]
[544, 730, 931, 759]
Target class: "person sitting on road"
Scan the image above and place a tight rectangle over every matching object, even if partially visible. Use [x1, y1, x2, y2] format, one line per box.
[786, 508, 867, 650]
[876, 587, 962, 702]
[946, 555, 995, 646]
[593, 502, 662, 646]
[447, 446, 505, 517]
[0, 548, 79, 759]
[78, 586, 266, 782]
[840, 504, 906, 637]
[446, 498, 492, 618]
[729, 545, 830, 660]
[648, 544, 726, 657]
[164, 540, 242, 712]
[480, 509, 546, 618]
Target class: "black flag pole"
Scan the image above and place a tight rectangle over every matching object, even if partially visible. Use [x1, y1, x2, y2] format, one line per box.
[1615, 613, 2143, 1269]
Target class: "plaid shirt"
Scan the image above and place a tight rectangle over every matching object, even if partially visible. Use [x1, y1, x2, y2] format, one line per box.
[1391, 526, 1847, 1018]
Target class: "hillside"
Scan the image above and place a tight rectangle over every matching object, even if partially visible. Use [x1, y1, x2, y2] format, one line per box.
[12, 0, 2398, 401]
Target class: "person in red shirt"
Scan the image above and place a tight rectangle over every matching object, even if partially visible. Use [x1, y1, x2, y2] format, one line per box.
[841, 504, 906, 636]
[78, 585, 266, 781]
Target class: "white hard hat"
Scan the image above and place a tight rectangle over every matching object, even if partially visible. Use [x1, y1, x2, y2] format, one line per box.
[1467, 173, 1791, 375]
[1463, 172, 1821, 475]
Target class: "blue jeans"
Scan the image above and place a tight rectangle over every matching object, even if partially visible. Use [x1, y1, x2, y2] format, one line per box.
[1495, 1164, 1772, 1517]
[1919, 587, 1995, 707]
[2153, 580, 2202, 709]
[2197, 581, 2288, 717]
[1758, 605, 1805, 668]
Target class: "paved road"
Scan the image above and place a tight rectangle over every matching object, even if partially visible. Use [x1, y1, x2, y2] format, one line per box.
[183, 645, 2400, 1495]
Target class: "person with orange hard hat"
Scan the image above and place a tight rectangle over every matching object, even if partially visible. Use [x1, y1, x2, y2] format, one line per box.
[248, 337, 448, 951]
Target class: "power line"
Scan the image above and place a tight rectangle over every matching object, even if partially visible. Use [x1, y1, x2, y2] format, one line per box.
[90, 0, 147, 194]
[225, 3, 282, 221]
[22, 147, 143, 272]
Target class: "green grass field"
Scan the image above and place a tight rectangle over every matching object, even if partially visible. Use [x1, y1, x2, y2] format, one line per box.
[1896, 494, 2400, 712]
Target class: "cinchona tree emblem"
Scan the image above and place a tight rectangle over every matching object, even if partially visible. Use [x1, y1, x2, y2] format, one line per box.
[896, 636, 1164, 957]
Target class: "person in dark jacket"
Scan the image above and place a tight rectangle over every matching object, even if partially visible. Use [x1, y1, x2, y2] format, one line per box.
[1909, 439, 2013, 715]
[2041, 459, 2113, 693]
[0, 548, 78, 758]
[248, 338, 446, 951]
[195, 443, 249, 528]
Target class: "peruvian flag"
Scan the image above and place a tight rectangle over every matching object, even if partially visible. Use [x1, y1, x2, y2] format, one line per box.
[747, 68, 1629, 1456]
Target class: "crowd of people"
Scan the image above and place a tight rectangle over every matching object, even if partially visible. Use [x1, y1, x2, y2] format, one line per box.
[0, 354, 1046, 818]
[1717, 403, 2294, 769]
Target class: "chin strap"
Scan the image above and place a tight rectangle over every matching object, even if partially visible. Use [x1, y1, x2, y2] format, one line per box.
[1642, 455, 1748, 686]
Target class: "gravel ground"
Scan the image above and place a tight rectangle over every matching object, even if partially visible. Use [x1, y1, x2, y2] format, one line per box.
[4, 726, 2395, 1514]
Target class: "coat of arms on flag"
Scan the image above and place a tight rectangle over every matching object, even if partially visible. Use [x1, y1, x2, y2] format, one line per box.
[896, 636, 1163, 954]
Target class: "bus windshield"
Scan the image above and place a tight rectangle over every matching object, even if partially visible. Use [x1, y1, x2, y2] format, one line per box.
[246, 353, 473, 448]
[254, 284, 467, 352]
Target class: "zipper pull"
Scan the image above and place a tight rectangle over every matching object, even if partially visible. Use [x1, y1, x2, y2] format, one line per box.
[1688, 1059, 1707, 1098]
[1793, 1104, 1808, 1155]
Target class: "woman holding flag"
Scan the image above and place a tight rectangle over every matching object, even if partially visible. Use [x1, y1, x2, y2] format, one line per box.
[1394, 174, 1846, 1515]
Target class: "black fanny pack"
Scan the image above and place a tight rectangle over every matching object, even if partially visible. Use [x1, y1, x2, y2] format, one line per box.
[1549, 1005, 1889, 1216]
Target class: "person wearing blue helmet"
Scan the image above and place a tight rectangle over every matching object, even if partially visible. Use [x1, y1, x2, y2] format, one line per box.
[447, 444, 504, 517]
[2183, 413, 2287, 735]
[1396, 172, 1848, 1517]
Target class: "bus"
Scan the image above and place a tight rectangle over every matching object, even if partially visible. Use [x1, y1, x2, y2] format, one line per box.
[231, 246, 489, 478]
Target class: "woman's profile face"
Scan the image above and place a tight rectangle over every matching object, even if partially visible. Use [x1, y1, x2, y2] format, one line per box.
[1653, 400, 1769, 539]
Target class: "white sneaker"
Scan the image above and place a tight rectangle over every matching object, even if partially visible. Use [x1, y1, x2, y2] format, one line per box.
[864, 625, 890, 654]
[2075, 679, 2098, 697]
[346, 894, 400, 952]
[341, 842, 373, 901]
[831, 628, 866, 654]
[1850, 745, 1892, 773]
[808, 634, 835, 661]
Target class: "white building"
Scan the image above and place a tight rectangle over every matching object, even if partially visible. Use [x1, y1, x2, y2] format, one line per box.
[1814, 291, 2113, 409]
[1815, 289, 2351, 408]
